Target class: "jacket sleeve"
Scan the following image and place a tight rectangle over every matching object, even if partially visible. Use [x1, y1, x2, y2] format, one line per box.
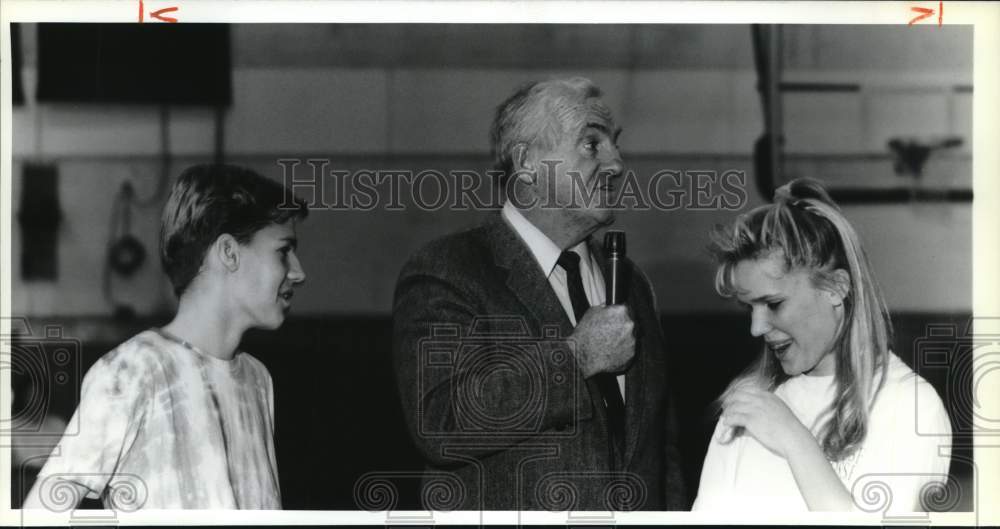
[392, 262, 590, 467]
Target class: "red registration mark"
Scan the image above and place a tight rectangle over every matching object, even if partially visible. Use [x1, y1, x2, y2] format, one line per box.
[139, 0, 180, 23]
[909, 1, 943, 26]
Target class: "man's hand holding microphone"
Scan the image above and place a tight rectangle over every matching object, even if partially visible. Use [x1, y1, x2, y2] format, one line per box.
[571, 231, 634, 379]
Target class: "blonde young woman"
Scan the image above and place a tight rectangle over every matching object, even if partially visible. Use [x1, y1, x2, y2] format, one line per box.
[693, 179, 952, 512]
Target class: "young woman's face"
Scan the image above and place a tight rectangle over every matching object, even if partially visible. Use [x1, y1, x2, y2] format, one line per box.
[234, 221, 306, 330]
[731, 252, 844, 376]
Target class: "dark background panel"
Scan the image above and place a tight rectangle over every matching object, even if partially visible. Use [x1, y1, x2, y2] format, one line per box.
[35, 23, 231, 105]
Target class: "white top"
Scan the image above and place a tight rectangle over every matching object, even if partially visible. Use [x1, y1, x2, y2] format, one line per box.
[693, 353, 952, 513]
[501, 202, 624, 398]
[32, 330, 281, 510]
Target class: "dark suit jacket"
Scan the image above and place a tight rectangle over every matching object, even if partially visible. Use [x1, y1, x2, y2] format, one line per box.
[392, 213, 687, 511]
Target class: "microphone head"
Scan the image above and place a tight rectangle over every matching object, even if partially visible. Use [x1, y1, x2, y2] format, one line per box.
[604, 230, 626, 257]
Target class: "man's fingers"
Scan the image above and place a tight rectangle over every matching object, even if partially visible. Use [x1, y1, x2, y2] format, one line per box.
[610, 304, 634, 326]
[608, 304, 629, 316]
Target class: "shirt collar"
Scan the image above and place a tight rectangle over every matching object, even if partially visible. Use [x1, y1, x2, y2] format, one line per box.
[501, 202, 591, 278]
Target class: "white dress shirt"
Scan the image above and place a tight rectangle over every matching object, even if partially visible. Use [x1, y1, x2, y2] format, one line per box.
[502, 202, 626, 399]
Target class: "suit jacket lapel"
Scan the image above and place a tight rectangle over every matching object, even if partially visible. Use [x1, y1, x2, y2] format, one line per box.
[485, 213, 609, 432]
[485, 213, 573, 337]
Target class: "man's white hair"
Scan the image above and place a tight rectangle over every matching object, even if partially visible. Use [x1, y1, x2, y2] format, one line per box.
[490, 77, 603, 184]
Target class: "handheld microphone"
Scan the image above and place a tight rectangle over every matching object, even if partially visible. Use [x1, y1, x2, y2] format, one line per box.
[604, 230, 627, 305]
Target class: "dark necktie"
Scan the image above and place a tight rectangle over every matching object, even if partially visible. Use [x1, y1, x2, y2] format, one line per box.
[556, 250, 626, 453]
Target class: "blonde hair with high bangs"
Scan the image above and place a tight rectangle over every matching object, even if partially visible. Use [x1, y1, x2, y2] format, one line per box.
[709, 178, 892, 461]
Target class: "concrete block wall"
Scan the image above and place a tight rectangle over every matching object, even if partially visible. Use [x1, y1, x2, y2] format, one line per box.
[9, 24, 972, 316]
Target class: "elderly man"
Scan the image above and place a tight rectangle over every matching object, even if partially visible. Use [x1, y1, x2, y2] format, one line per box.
[392, 77, 686, 511]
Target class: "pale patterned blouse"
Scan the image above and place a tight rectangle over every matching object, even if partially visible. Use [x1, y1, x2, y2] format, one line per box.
[33, 329, 281, 509]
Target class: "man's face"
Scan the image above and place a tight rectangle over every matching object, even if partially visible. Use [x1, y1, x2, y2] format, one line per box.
[232, 221, 306, 330]
[529, 96, 624, 235]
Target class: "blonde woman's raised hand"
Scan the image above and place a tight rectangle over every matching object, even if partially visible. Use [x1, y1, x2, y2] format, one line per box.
[720, 386, 814, 459]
